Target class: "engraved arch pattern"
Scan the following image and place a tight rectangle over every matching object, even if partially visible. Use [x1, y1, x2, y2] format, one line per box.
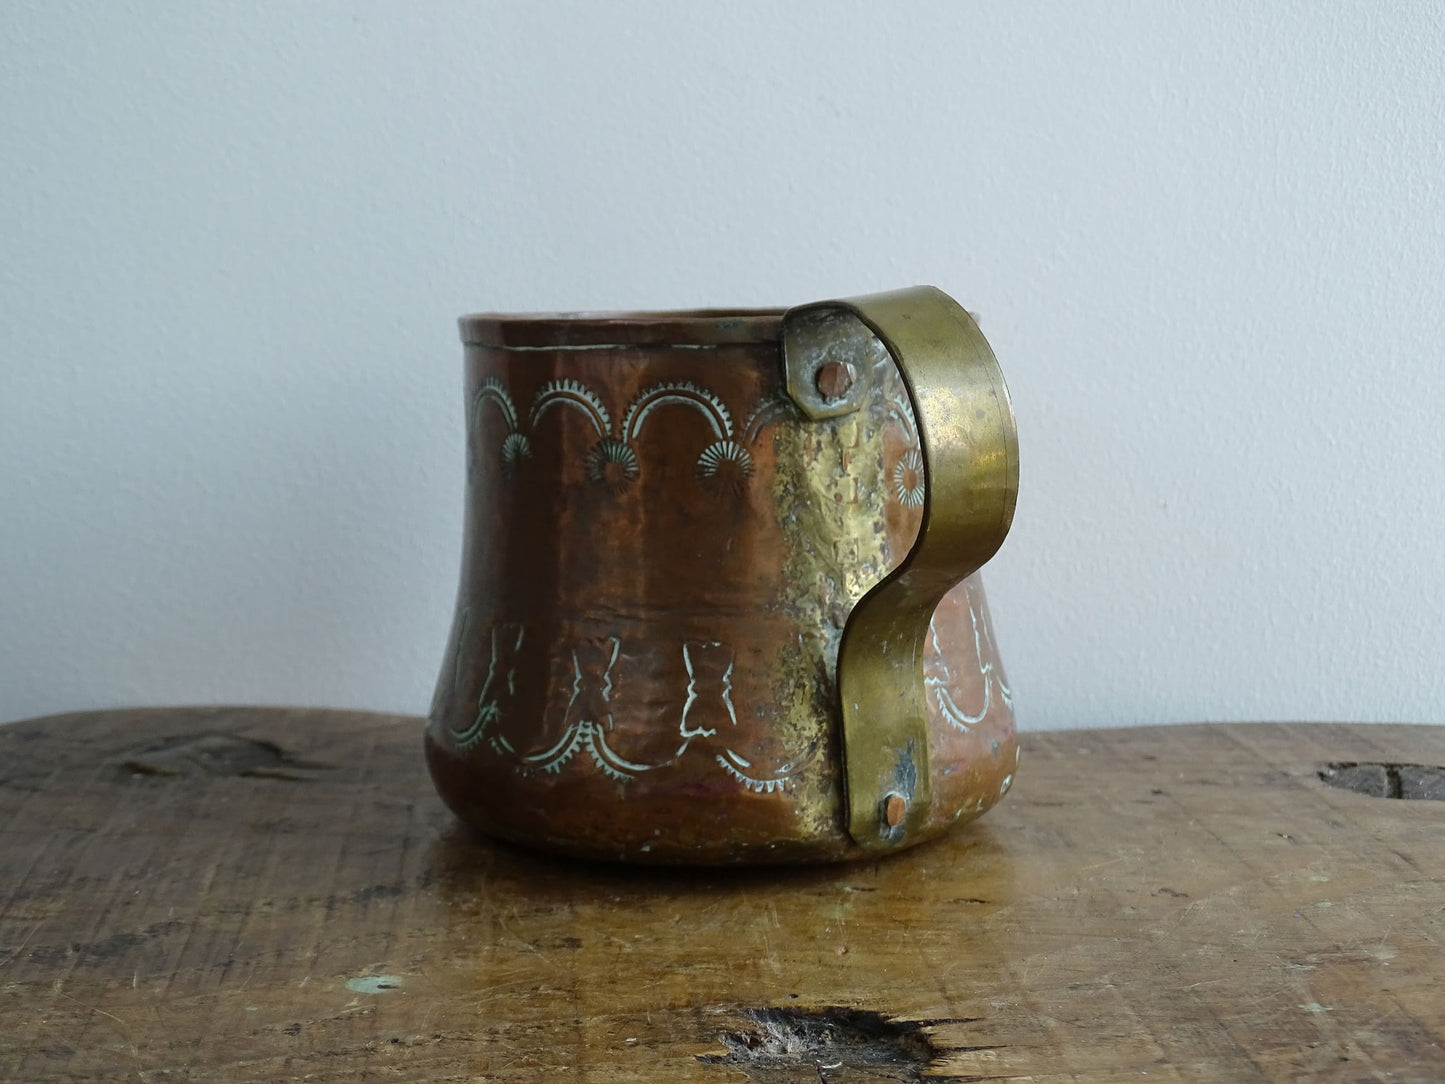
[447, 621, 525, 752]
[470, 328, 926, 504]
[622, 381, 731, 442]
[467, 372, 927, 502]
[516, 637, 657, 782]
[471, 379, 530, 476]
[448, 624, 821, 793]
[924, 601, 1012, 733]
[467, 377, 787, 495]
[716, 746, 803, 795]
[530, 379, 611, 436]
[443, 613, 1004, 789]
[742, 393, 798, 444]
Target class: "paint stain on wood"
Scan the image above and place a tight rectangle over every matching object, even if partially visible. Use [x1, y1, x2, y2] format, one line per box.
[346, 975, 404, 994]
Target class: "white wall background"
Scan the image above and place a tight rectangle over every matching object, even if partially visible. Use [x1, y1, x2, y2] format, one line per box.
[3, 1, 1443, 730]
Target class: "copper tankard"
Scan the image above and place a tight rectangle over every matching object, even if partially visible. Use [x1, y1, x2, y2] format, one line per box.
[426, 286, 1019, 863]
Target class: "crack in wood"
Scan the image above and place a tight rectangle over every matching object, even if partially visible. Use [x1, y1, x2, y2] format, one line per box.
[698, 1006, 981, 1082]
[119, 733, 334, 781]
[1318, 761, 1445, 801]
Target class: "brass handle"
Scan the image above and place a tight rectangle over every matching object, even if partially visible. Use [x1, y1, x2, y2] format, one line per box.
[781, 286, 1019, 849]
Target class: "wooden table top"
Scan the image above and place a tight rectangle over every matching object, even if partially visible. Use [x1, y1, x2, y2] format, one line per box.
[1, 708, 1441, 1082]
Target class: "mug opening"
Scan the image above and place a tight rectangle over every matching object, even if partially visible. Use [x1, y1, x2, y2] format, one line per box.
[459, 308, 785, 350]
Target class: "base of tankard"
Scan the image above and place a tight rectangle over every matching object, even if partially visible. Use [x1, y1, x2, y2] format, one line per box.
[422, 721, 1019, 866]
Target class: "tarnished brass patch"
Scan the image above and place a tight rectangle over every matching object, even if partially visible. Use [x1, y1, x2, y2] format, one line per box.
[768, 353, 909, 836]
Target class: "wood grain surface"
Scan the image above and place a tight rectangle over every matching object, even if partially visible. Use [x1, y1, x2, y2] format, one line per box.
[1, 708, 1442, 1082]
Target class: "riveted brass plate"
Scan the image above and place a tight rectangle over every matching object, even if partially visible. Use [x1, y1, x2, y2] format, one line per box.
[781, 287, 1018, 849]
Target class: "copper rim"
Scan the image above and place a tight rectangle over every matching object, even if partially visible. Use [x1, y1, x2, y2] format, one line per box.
[459, 308, 784, 349]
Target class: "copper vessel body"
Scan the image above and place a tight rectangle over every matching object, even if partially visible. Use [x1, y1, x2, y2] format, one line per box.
[426, 296, 1017, 863]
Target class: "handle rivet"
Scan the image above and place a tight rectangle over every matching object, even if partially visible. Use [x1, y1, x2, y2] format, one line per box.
[814, 361, 856, 402]
[883, 793, 908, 828]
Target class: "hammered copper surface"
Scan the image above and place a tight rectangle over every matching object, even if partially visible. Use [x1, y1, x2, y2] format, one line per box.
[425, 308, 1015, 863]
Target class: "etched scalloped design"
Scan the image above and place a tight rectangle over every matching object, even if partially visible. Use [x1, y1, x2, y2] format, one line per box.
[716, 752, 792, 793]
[622, 381, 734, 441]
[530, 378, 612, 436]
[742, 393, 797, 444]
[473, 377, 520, 431]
